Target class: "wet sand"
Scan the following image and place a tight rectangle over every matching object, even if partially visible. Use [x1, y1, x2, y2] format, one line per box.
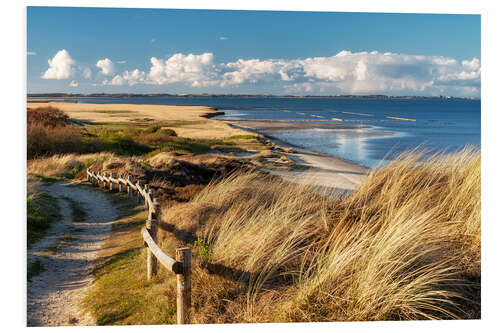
[222, 119, 369, 191]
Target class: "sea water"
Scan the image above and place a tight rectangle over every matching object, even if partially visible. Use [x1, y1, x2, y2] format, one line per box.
[76, 96, 480, 168]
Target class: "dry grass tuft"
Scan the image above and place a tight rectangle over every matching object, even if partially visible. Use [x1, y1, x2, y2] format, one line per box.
[27, 153, 115, 179]
[160, 148, 480, 322]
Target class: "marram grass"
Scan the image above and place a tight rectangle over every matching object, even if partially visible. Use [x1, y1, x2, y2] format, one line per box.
[161, 148, 480, 322]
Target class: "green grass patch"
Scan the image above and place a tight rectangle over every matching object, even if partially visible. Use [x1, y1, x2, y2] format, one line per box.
[226, 134, 259, 140]
[82, 192, 177, 325]
[27, 192, 61, 248]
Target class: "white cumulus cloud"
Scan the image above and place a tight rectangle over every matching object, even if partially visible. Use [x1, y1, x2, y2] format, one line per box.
[147, 53, 219, 87]
[96, 58, 115, 76]
[41, 49, 75, 79]
[102, 69, 146, 86]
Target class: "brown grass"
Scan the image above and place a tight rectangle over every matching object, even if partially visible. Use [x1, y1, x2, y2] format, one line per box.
[27, 106, 71, 127]
[158, 148, 480, 322]
[27, 106, 85, 159]
[28, 153, 116, 179]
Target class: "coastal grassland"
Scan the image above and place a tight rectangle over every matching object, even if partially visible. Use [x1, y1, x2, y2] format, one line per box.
[26, 102, 252, 139]
[157, 148, 480, 322]
[27, 106, 265, 160]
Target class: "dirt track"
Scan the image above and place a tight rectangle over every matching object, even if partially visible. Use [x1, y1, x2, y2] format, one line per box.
[27, 181, 117, 326]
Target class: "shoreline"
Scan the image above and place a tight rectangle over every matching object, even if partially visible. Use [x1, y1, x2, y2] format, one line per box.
[220, 119, 368, 191]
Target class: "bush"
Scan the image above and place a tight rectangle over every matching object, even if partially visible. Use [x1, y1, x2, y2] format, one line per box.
[27, 106, 70, 127]
[27, 122, 84, 159]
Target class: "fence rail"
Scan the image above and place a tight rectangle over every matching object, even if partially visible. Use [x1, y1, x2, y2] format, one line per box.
[86, 169, 191, 324]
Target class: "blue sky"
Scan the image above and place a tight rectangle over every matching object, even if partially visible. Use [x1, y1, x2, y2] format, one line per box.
[27, 7, 481, 96]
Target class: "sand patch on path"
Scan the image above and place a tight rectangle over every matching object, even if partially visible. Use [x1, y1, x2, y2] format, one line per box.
[27, 181, 118, 327]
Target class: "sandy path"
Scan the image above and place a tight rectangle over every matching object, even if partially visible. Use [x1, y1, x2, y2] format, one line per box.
[27, 181, 118, 327]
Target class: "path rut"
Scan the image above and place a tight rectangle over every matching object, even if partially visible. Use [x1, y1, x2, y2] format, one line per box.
[27, 181, 118, 326]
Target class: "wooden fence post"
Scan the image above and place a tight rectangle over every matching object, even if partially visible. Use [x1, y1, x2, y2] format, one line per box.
[176, 247, 191, 324]
[146, 198, 159, 280]
[144, 184, 150, 209]
[109, 173, 115, 191]
[118, 174, 123, 192]
[104, 172, 109, 189]
[127, 175, 132, 197]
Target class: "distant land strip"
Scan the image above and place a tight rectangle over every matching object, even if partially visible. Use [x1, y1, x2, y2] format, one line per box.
[26, 93, 480, 100]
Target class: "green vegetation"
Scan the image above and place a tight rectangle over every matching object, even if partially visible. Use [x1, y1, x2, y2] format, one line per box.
[27, 190, 61, 247]
[194, 237, 211, 266]
[83, 193, 178, 325]
[27, 107, 263, 159]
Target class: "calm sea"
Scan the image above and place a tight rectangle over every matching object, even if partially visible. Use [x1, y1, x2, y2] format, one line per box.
[75, 96, 481, 168]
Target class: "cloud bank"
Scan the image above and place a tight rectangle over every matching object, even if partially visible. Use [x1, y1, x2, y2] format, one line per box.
[41, 50, 481, 96]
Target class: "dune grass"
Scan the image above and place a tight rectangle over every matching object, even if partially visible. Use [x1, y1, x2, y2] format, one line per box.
[158, 148, 480, 322]
[28, 152, 116, 180]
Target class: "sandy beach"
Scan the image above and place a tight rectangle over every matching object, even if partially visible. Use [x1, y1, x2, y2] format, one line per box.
[220, 119, 368, 191]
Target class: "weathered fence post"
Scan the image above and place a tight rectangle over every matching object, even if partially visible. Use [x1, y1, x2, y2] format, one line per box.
[137, 181, 142, 203]
[109, 173, 115, 191]
[127, 175, 132, 197]
[118, 174, 123, 192]
[144, 184, 150, 209]
[176, 247, 191, 324]
[104, 172, 109, 189]
[146, 198, 160, 280]
[149, 189, 154, 206]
